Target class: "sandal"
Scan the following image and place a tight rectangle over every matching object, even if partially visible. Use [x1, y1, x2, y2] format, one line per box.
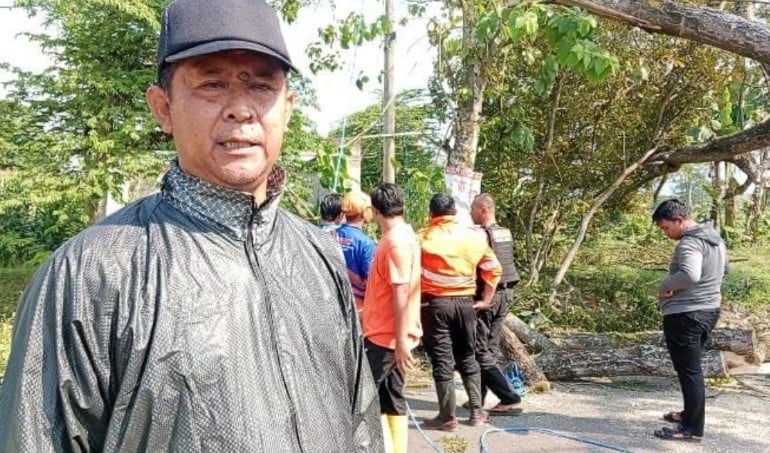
[654, 426, 702, 442]
[663, 411, 683, 423]
[488, 403, 523, 415]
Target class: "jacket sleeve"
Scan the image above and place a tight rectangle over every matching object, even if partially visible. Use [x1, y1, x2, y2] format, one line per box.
[349, 300, 384, 452]
[478, 246, 502, 289]
[721, 242, 730, 276]
[0, 254, 111, 452]
[661, 240, 703, 292]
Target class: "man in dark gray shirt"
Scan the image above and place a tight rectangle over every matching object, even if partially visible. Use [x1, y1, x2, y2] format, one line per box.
[652, 199, 728, 442]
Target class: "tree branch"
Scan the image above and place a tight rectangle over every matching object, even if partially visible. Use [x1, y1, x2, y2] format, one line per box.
[547, 0, 770, 66]
[652, 117, 770, 165]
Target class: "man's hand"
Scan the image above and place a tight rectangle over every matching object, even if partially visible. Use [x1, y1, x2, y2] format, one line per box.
[473, 299, 492, 311]
[659, 290, 674, 300]
[394, 341, 414, 374]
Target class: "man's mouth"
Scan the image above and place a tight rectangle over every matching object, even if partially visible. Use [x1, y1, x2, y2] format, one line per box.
[221, 140, 258, 150]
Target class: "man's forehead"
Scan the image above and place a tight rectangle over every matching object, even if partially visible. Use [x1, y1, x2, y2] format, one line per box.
[184, 51, 285, 77]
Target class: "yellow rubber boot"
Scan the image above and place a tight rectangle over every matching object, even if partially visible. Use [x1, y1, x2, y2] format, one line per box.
[381, 415, 394, 453]
[387, 415, 409, 453]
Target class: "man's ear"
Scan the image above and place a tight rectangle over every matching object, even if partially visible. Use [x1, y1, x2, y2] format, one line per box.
[283, 89, 296, 132]
[146, 86, 173, 134]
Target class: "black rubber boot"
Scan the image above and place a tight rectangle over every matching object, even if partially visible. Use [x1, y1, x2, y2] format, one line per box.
[462, 374, 488, 426]
[424, 380, 458, 431]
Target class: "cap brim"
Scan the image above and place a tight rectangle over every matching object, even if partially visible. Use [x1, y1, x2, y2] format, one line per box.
[164, 40, 299, 73]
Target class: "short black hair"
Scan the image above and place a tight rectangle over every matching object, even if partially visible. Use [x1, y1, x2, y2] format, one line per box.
[158, 63, 178, 93]
[320, 193, 343, 221]
[429, 193, 456, 217]
[652, 199, 691, 222]
[370, 183, 405, 218]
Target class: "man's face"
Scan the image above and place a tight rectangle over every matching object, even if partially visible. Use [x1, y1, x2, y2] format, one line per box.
[470, 200, 486, 225]
[471, 200, 484, 225]
[656, 218, 685, 240]
[147, 51, 295, 196]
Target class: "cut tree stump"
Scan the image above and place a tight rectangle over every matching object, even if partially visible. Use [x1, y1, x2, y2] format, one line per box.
[500, 325, 550, 392]
[550, 328, 758, 357]
[503, 314, 556, 352]
[535, 345, 727, 380]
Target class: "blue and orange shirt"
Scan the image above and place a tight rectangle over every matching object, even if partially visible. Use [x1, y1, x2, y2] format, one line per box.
[336, 223, 376, 309]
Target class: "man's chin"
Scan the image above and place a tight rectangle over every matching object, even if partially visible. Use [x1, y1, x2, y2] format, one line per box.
[216, 166, 267, 194]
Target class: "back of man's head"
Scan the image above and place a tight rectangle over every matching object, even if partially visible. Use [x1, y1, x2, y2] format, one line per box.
[320, 193, 343, 222]
[342, 190, 372, 222]
[652, 199, 691, 223]
[429, 193, 456, 217]
[474, 193, 495, 209]
[370, 183, 405, 218]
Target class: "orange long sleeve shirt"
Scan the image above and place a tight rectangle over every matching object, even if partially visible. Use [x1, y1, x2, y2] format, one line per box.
[418, 215, 502, 297]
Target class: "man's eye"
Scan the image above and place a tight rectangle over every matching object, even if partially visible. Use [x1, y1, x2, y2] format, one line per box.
[249, 83, 271, 91]
[201, 81, 226, 89]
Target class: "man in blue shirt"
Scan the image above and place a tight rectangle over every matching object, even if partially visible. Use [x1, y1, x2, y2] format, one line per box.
[336, 190, 377, 311]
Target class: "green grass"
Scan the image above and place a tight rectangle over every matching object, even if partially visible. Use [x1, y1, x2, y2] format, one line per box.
[514, 245, 770, 333]
[723, 249, 770, 310]
[0, 266, 35, 375]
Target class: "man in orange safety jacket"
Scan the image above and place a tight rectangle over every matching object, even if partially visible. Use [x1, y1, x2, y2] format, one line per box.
[418, 193, 502, 432]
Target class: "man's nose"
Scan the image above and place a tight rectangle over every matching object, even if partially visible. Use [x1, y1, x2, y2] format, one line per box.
[223, 90, 257, 122]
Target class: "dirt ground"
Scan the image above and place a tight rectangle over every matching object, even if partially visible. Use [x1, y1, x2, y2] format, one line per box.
[403, 365, 770, 453]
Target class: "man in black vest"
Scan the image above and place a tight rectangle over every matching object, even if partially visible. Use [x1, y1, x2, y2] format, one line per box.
[469, 193, 523, 414]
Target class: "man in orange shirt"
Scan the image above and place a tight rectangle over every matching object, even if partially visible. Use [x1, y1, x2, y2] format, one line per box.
[419, 193, 502, 431]
[363, 183, 422, 453]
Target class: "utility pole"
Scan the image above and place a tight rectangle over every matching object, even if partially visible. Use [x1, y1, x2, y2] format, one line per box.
[382, 0, 396, 183]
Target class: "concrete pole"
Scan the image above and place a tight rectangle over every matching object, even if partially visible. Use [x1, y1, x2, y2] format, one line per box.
[382, 0, 396, 183]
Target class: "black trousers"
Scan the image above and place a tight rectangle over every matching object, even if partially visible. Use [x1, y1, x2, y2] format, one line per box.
[476, 288, 512, 368]
[421, 296, 480, 383]
[365, 339, 407, 415]
[476, 288, 520, 404]
[663, 309, 720, 437]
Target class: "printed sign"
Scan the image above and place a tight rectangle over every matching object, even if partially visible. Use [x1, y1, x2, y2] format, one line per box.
[444, 165, 483, 224]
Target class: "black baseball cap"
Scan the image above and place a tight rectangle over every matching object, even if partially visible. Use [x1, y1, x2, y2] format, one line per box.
[157, 0, 297, 78]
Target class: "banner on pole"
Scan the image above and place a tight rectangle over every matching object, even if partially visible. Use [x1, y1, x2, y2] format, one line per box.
[444, 165, 483, 224]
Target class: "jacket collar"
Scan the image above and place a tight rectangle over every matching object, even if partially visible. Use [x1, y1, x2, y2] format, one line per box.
[161, 159, 285, 244]
[429, 215, 455, 226]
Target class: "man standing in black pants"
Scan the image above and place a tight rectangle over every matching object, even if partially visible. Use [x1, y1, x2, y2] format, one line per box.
[652, 199, 729, 442]
[469, 194, 524, 415]
[419, 194, 502, 431]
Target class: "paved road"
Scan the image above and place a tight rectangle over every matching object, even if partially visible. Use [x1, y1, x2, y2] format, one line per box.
[404, 372, 770, 453]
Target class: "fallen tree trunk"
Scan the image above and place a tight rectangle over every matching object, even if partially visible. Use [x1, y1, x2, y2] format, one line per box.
[536, 345, 727, 380]
[550, 328, 757, 356]
[747, 342, 767, 365]
[500, 325, 551, 392]
[503, 314, 556, 352]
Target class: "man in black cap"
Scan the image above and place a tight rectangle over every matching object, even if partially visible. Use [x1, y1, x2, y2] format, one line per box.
[0, 0, 383, 451]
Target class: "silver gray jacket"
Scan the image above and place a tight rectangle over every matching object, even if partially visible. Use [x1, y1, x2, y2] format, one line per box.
[660, 222, 729, 315]
[0, 162, 383, 452]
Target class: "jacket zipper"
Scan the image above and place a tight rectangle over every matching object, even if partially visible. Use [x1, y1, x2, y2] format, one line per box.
[245, 209, 304, 452]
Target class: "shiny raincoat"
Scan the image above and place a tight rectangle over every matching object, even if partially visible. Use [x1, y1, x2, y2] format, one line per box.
[0, 162, 383, 452]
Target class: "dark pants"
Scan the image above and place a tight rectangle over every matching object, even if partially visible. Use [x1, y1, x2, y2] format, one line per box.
[663, 309, 720, 437]
[365, 339, 407, 415]
[476, 288, 512, 368]
[476, 288, 520, 404]
[421, 296, 480, 383]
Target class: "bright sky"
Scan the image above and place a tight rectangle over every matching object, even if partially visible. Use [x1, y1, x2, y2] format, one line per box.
[0, 1, 436, 136]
